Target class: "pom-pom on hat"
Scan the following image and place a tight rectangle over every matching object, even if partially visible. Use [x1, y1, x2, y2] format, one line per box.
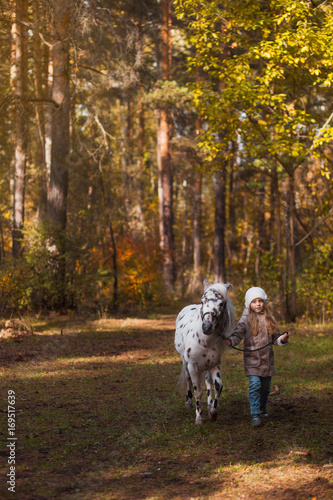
[245, 287, 269, 309]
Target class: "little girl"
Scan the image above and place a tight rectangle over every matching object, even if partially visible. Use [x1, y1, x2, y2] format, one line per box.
[224, 287, 289, 427]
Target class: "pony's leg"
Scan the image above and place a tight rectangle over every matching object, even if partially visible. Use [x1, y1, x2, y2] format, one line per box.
[185, 365, 193, 409]
[205, 371, 214, 410]
[207, 364, 223, 422]
[188, 364, 203, 425]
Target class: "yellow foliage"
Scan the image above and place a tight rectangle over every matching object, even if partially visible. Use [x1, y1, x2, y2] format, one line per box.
[85, 235, 164, 309]
[117, 235, 164, 306]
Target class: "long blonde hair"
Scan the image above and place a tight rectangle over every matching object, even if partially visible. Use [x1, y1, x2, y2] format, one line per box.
[248, 305, 278, 337]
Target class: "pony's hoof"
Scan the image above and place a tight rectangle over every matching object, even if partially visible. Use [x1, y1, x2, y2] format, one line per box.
[208, 411, 217, 422]
[195, 416, 203, 425]
[185, 400, 192, 409]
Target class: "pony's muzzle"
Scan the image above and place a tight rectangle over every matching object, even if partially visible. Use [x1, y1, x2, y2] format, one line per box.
[202, 321, 213, 335]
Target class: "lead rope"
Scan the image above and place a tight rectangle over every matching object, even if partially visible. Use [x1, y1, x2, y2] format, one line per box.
[223, 331, 289, 352]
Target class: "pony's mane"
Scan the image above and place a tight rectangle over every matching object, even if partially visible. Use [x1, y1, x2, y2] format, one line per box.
[206, 283, 228, 299]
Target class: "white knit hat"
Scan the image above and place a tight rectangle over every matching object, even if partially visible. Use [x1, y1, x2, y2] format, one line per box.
[245, 287, 269, 309]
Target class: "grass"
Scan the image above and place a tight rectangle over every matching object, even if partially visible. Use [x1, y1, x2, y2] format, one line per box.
[0, 314, 332, 499]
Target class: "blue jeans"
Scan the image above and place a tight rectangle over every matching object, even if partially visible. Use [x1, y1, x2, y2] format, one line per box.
[248, 375, 271, 416]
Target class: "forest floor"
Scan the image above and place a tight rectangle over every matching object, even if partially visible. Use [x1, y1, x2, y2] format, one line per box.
[0, 312, 332, 499]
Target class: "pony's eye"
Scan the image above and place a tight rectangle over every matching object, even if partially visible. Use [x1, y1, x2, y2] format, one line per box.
[211, 311, 215, 316]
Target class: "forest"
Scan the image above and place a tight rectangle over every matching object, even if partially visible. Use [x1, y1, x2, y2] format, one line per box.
[1, 0, 333, 322]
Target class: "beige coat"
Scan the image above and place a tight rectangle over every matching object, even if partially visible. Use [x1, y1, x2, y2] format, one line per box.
[229, 308, 287, 377]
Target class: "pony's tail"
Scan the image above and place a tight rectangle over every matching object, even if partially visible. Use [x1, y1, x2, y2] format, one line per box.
[177, 362, 204, 392]
[177, 363, 189, 391]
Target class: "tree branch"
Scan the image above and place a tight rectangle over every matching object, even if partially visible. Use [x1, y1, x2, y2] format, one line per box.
[310, 111, 333, 150]
[247, 116, 295, 175]
[295, 207, 333, 247]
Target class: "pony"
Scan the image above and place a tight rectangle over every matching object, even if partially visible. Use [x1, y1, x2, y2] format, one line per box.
[174, 279, 234, 425]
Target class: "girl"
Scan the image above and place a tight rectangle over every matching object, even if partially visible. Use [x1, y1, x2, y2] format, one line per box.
[224, 287, 289, 427]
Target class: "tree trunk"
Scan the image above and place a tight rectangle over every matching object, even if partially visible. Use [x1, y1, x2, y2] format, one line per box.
[180, 180, 188, 297]
[126, 95, 133, 166]
[228, 140, 238, 262]
[188, 113, 203, 294]
[98, 163, 118, 311]
[47, 0, 70, 307]
[33, 0, 48, 220]
[158, 108, 175, 287]
[43, 42, 53, 190]
[137, 100, 144, 164]
[269, 168, 276, 255]
[288, 172, 297, 321]
[272, 164, 286, 320]
[117, 98, 130, 224]
[283, 172, 297, 322]
[11, 0, 28, 258]
[255, 174, 266, 279]
[192, 171, 202, 282]
[48, 0, 70, 229]
[214, 170, 226, 283]
[135, 99, 146, 237]
[0, 214, 5, 264]
[157, 0, 175, 289]
[213, 32, 229, 284]
[192, 103, 203, 285]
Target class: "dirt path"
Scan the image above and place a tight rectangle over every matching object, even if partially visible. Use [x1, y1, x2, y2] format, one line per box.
[0, 315, 332, 499]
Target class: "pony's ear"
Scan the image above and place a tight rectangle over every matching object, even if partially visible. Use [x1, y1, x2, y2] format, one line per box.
[203, 279, 210, 291]
[225, 283, 233, 292]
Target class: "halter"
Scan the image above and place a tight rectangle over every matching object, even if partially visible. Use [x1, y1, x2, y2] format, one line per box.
[200, 292, 227, 321]
[201, 311, 213, 320]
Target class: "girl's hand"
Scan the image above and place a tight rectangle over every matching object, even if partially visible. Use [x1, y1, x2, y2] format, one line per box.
[224, 339, 231, 346]
[280, 332, 289, 343]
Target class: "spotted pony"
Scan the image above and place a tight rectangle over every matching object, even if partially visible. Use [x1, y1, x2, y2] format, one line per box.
[175, 279, 234, 425]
